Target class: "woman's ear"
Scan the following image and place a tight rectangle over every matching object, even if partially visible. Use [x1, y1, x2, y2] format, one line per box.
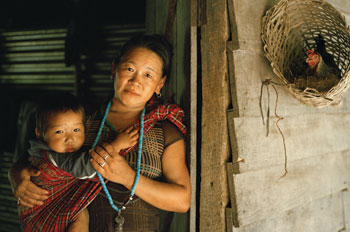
[35, 128, 41, 139]
[111, 62, 117, 80]
[155, 76, 167, 94]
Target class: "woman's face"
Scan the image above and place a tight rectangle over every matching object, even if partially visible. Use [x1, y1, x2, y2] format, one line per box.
[113, 47, 166, 109]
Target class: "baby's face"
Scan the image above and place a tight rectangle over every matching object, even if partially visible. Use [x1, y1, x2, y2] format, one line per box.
[43, 110, 85, 153]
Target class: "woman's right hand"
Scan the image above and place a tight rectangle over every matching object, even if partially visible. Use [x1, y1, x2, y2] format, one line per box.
[10, 166, 49, 207]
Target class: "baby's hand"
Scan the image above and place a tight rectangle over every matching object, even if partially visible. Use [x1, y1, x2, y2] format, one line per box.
[111, 126, 139, 152]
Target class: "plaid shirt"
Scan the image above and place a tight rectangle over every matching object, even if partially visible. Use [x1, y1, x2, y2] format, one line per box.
[18, 102, 186, 232]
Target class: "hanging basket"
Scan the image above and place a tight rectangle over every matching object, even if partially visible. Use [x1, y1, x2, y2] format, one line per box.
[261, 0, 350, 108]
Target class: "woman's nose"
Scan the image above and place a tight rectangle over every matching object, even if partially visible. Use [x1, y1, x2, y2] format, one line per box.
[129, 72, 142, 85]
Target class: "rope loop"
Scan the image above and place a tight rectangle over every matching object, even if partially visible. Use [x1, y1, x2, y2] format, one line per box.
[259, 79, 288, 177]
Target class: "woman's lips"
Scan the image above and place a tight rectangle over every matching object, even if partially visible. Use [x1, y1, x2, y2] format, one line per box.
[125, 89, 139, 96]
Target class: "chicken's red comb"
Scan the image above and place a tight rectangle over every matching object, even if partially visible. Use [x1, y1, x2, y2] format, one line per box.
[307, 49, 315, 58]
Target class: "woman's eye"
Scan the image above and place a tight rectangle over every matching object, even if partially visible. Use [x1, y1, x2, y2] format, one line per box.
[55, 130, 64, 134]
[145, 73, 152, 78]
[73, 128, 80, 132]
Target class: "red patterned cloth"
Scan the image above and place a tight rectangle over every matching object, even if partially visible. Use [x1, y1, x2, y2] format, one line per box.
[120, 102, 187, 155]
[18, 101, 186, 231]
[18, 151, 102, 232]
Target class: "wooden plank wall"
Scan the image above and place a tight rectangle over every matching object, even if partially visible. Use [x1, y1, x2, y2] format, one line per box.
[226, 0, 350, 231]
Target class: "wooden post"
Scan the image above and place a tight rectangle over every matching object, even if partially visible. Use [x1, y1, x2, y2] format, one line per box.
[190, 0, 198, 230]
[200, 0, 231, 231]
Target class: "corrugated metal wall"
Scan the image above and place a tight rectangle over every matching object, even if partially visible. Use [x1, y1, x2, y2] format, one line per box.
[0, 24, 145, 95]
[0, 24, 145, 231]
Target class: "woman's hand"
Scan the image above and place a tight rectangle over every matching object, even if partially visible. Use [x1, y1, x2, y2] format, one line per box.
[90, 140, 191, 213]
[89, 143, 135, 188]
[10, 165, 49, 207]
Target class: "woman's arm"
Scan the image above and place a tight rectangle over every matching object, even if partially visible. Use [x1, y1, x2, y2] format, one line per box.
[90, 140, 191, 212]
[8, 153, 49, 207]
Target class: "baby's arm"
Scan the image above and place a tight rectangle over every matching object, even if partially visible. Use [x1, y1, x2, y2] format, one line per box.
[28, 139, 96, 179]
[110, 126, 139, 152]
[49, 150, 97, 179]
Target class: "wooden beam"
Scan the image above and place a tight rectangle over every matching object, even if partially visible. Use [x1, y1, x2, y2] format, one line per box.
[344, 190, 350, 231]
[190, 24, 198, 232]
[200, 0, 230, 231]
[226, 42, 239, 118]
[225, 208, 233, 232]
[226, 163, 239, 227]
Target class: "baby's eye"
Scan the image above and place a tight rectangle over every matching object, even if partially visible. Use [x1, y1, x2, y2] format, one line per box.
[73, 128, 81, 132]
[127, 67, 134, 72]
[55, 130, 64, 134]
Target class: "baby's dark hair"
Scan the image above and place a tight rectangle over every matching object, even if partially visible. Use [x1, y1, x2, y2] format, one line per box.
[113, 34, 173, 79]
[35, 93, 85, 137]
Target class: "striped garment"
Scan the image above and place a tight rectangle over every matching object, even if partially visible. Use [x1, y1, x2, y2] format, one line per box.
[18, 102, 186, 232]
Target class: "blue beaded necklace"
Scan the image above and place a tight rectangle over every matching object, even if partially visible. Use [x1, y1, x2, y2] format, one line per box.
[91, 99, 145, 231]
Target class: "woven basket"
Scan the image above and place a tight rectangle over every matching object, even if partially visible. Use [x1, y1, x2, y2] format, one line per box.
[261, 0, 350, 108]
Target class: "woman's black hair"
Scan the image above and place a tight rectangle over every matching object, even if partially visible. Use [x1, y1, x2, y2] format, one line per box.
[114, 34, 173, 79]
[35, 93, 85, 136]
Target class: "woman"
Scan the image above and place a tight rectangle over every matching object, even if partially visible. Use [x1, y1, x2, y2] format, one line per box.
[9, 34, 191, 231]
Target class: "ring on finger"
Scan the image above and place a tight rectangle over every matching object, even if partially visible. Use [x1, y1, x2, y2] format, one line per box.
[100, 161, 106, 168]
[104, 154, 109, 160]
[17, 198, 21, 205]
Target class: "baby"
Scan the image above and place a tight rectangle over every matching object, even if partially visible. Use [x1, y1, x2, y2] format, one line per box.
[18, 93, 138, 232]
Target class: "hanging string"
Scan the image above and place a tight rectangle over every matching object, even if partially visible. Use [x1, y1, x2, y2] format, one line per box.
[259, 79, 288, 177]
[91, 99, 145, 212]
